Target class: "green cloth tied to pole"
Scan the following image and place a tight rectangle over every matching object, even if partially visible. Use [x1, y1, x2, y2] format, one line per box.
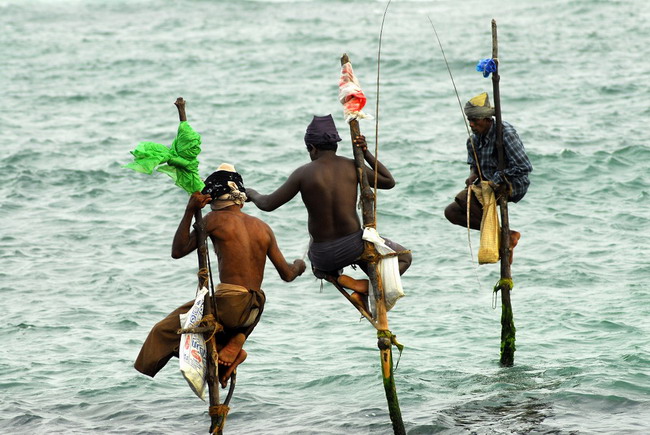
[124, 121, 205, 194]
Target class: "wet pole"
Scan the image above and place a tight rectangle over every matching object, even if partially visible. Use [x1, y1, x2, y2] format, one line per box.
[174, 98, 225, 433]
[190, 213, 220, 432]
[490, 20, 516, 367]
[340, 53, 405, 435]
[192, 212, 225, 433]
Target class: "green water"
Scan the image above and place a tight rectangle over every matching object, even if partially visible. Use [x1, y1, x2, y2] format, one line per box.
[1, 0, 649, 433]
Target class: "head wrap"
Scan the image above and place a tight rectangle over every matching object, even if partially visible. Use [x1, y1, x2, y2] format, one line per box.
[464, 92, 495, 119]
[201, 163, 247, 210]
[304, 115, 342, 149]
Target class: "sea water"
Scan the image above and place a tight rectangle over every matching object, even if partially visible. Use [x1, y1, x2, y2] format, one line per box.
[1, 0, 649, 433]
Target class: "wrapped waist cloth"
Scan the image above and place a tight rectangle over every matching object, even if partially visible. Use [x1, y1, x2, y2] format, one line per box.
[215, 283, 262, 329]
[134, 283, 266, 378]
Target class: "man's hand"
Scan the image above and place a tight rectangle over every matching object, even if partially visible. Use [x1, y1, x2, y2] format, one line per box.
[465, 173, 479, 187]
[187, 192, 211, 211]
[293, 259, 306, 276]
[490, 179, 512, 198]
[245, 188, 258, 202]
[353, 135, 368, 153]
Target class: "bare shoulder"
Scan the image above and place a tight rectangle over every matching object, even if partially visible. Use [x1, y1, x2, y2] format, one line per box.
[291, 161, 314, 177]
[205, 209, 272, 241]
[241, 211, 275, 236]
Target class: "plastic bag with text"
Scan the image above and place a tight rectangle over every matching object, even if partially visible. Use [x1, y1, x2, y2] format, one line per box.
[179, 287, 209, 400]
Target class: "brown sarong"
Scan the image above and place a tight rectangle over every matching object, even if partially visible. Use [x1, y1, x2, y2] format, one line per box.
[134, 284, 266, 377]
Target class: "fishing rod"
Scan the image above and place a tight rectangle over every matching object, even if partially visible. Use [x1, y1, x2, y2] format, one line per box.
[427, 17, 485, 291]
[372, 0, 392, 217]
[426, 16, 483, 180]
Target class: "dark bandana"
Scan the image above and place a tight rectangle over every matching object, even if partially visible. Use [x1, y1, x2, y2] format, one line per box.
[201, 170, 246, 200]
[304, 114, 342, 146]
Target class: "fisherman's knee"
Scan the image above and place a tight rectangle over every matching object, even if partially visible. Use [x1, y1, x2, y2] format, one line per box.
[399, 251, 412, 275]
[444, 202, 460, 224]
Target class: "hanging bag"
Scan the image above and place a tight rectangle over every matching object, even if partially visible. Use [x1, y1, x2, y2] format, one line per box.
[471, 181, 500, 264]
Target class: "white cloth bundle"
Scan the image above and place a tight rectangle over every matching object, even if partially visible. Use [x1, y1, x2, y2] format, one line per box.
[362, 227, 405, 317]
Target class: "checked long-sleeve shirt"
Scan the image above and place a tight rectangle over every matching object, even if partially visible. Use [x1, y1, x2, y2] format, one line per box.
[466, 120, 532, 202]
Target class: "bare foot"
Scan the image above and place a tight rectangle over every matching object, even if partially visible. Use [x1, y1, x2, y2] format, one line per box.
[349, 291, 369, 313]
[220, 349, 247, 388]
[337, 275, 369, 294]
[509, 231, 521, 265]
[218, 333, 246, 366]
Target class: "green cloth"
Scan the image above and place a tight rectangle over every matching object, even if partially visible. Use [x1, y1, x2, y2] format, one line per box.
[124, 121, 205, 194]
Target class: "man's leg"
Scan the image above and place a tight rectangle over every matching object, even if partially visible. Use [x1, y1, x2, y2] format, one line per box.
[313, 266, 370, 312]
[383, 239, 412, 276]
[218, 332, 246, 366]
[509, 230, 520, 264]
[134, 300, 194, 377]
[445, 188, 482, 230]
[447, 188, 521, 264]
[337, 275, 369, 293]
[219, 349, 247, 388]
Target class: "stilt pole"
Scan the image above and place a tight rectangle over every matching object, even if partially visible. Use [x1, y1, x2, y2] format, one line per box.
[490, 20, 516, 367]
[192, 211, 225, 433]
[340, 53, 405, 435]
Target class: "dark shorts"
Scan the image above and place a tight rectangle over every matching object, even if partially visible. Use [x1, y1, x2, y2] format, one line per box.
[308, 230, 365, 276]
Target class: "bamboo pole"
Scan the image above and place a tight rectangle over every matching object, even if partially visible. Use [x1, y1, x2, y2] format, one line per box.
[192, 211, 225, 433]
[490, 20, 516, 367]
[340, 53, 405, 435]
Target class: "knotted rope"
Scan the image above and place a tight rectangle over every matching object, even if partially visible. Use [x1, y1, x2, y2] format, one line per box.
[209, 404, 230, 434]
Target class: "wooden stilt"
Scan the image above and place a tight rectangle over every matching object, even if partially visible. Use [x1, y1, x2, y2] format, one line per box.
[339, 53, 406, 435]
[192, 210, 224, 433]
[490, 20, 516, 367]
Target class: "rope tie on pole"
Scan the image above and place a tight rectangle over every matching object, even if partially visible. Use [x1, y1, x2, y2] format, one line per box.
[209, 404, 230, 416]
[197, 267, 210, 285]
[209, 404, 230, 434]
[377, 329, 404, 369]
[175, 314, 223, 337]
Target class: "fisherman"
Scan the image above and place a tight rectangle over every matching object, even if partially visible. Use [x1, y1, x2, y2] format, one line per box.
[246, 115, 411, 308]
[134, 101, 306, 387]
[444, 92, 532, 263]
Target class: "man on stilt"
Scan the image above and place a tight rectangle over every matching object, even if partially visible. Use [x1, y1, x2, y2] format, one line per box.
[246, 115, 411, 310]
[444, 92, 532, 264]
[133, 100, 306, 388]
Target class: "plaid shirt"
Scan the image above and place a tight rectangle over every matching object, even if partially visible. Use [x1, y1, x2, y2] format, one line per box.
[466, 120, 532, 202]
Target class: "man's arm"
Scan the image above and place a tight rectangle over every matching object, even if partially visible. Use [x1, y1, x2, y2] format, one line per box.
[466, 168, 479, 187]
[265, 226, 306, 281]
[171, 192, 212, 259]
[354, 135, 395, 189]
[246, 168, 302, 211]
[494, 124, 532, 184]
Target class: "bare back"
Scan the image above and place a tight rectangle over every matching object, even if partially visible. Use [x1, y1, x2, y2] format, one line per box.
[298, 155, 361, 242]
[204, 208, 272, 291]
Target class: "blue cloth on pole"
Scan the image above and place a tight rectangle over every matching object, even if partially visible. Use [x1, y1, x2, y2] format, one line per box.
[476, 58, 497, 78]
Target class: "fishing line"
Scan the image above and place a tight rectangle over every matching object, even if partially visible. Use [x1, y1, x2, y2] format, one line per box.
[373, 0, 392, 219]
[427, 17, 484, 294]
[426, 16, 483, 181]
